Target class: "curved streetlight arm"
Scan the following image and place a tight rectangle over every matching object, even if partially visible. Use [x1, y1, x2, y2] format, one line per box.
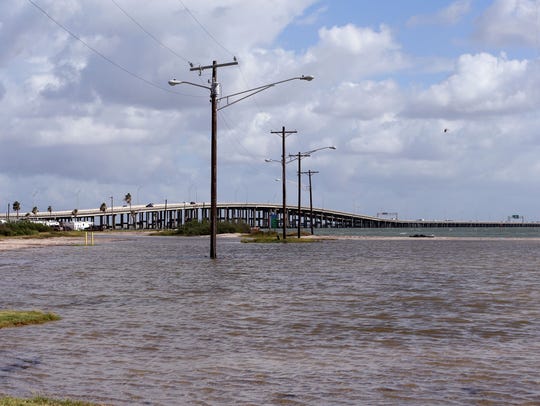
[218, 85, 274, 111]
[168, 79, 212, 91]
[217, 75, 314, 111]
[286, 145, 336, 163]
[287, 146, 336, 163]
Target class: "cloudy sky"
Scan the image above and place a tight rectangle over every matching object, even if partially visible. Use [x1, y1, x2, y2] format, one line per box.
[1, 0, 540, 221]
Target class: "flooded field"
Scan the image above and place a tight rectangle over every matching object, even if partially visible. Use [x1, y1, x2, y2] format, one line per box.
[1, 233, 539, 405]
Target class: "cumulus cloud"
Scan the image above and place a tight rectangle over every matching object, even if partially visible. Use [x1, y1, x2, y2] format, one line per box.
[303, 24, 409, 82]
[406, 53, 538, 118]
[313, 79, 403, 120]
[1, 0, 540, 220]
[474, 0, 540, 47]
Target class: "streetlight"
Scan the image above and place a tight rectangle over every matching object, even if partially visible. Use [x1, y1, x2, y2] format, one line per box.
[289, 146, 336, 238]
[169, 61, 314, 258]
[301, 170, 319, 235]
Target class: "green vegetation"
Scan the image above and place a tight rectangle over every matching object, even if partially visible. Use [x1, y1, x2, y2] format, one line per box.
[171, 220, 251, 236]
[242, 230, 320, 243]
[0, 310, 60, 329]
[0, 396, 103, 406]
[0, 222, 80, 239]
[0, 221, 51, 237]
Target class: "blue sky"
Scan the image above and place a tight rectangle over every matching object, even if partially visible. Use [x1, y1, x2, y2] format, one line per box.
[1, 0, 540, 221]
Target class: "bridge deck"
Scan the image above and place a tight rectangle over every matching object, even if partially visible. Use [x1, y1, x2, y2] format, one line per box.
[2, 202, 537, 229]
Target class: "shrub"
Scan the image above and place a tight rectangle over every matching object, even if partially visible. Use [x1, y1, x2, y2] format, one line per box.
[0, 221, 51, 237]
[175, 220, 250, 236]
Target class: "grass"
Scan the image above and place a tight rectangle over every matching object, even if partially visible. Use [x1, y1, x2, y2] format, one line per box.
[153, 220, 251, 236]
[0, 310, 61, 329]
[0, 222, 82, 239]
[241, 230, 321, 243]
[0, 396, 104, 406]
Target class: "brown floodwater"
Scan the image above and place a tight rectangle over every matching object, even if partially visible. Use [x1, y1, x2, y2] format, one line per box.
[1, 234, 539, 405]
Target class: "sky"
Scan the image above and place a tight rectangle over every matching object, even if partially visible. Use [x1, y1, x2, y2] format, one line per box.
[1, 0, 540, 221]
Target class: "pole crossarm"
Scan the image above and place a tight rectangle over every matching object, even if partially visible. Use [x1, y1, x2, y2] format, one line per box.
[190, 60, 239, 73]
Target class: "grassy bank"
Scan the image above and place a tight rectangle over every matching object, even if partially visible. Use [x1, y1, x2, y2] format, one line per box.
[154, 220, 251, 236]
[0, 222, 80, 239]
[242, 230, 321, 243]
[0, 396, 103, 406]
[0, 310, 60, 329]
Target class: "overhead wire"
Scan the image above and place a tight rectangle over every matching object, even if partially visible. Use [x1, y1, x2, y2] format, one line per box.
[111, 0, 192, 64]
[177, 0, 236, 58]
[177, 0, 278, 166]
[26, 0, 204, 98]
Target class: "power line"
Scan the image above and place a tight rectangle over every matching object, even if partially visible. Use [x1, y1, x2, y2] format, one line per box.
[111, 0, 192, 65]
[175, 1, 268, 113]
[26, 0, 202, 97]
[177, 0, 236, 58]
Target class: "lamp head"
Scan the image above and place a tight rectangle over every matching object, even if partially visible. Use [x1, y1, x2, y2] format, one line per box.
[329, 146, 337, 150]
[168, 79, 182, 86]
[300, 75, 314, 81]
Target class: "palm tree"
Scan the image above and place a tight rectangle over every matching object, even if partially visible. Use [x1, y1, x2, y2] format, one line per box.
[47, 206, 53, 217]
[100, 202, 107, 229]
[72, 208, 78, 218]
[12, 201, 20, 219]
[32, 206, 39, 217]
[124, 193, 132, 209]
[124, 193, 132, 229]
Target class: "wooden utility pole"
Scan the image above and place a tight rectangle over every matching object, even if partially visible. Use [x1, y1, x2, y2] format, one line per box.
[271, 127, 297, 240]
[302, 170, 319, 234]
[190, 60, 238, 259]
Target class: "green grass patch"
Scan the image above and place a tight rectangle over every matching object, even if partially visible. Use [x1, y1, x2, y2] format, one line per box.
[153, 220, 251, 236]
[0, 396, 104, 406]
[0, 310, 61, 329]
[242, 230, 321, 243]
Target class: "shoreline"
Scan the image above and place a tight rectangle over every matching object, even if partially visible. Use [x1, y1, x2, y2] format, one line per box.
[2, 231, 540, 252]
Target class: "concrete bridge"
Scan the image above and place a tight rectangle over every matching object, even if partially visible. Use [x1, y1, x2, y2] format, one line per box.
[3, 202, 539, 230]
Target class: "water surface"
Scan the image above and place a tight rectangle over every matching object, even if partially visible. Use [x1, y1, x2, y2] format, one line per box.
[1, 234, 539, 405]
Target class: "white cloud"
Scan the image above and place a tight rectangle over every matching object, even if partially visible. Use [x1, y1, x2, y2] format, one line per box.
[1, 1, 540, 220]
[407, 53, 538, 118]
[474, 0, 540, 47]
[407, 0, 471, 27]
[302, 24, 409, 82]
[314, 79, 403, 119]
[295, 6, 328, 26]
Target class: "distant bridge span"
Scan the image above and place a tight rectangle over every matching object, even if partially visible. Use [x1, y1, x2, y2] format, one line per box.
[5, 202, 539, 229]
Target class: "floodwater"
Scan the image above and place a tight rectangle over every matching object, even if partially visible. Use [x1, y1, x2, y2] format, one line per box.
[1, 233, 539, 405]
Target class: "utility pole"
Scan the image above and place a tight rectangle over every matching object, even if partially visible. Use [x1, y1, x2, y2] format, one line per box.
[110, 196, 114, 230]
[271, 127, 297, 240]
[291, 151, 311, 238]
[301, 170, 319, 235]
[190, 60, 238, 259]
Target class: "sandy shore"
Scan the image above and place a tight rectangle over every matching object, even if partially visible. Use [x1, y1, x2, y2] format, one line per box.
[0, 236, 83, 252]
[0, 230, 157, 252]
[2, 232, 539, 252]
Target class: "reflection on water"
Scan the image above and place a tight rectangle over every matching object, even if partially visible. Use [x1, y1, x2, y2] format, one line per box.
[1, 234, 539, 405]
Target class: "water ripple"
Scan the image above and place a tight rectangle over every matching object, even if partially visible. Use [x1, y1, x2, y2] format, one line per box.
[0, 236, 539, 404]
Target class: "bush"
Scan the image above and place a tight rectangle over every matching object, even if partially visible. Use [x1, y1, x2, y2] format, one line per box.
[175, 220, 250, 236]
[0, 221, 51, 237]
